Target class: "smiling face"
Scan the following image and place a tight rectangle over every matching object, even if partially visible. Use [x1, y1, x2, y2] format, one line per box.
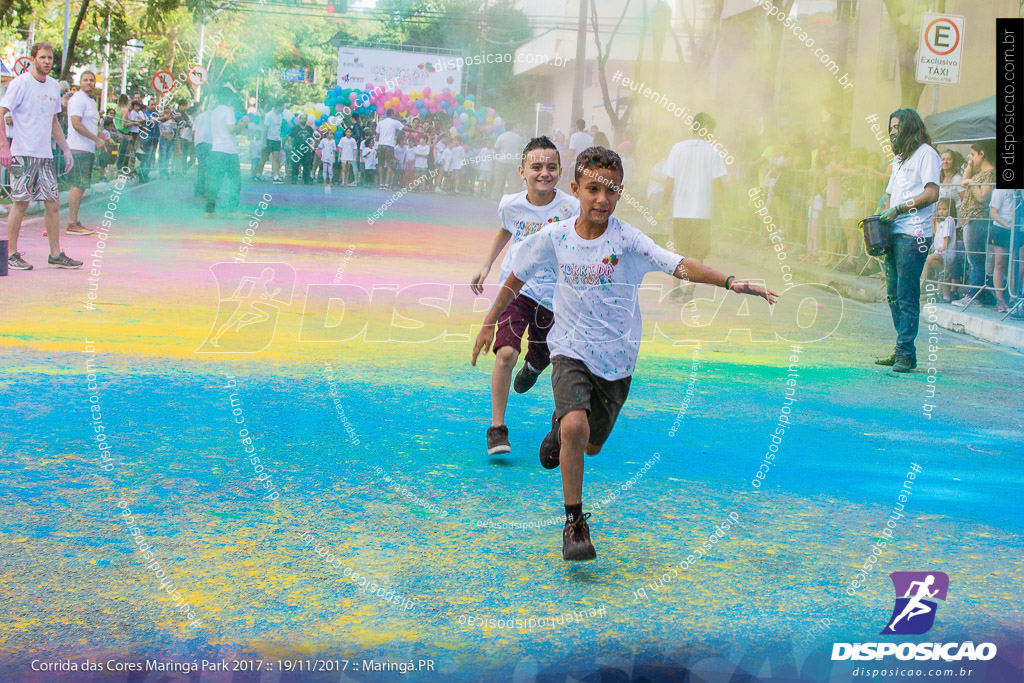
[941, 151, 953, 171]
[572, 165, 623, 226]
[520, 147, 560, 193]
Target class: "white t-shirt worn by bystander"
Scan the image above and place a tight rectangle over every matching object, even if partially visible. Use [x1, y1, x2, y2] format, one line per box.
[66, 89, 100, 153]
[568, 131, 594, 157]
[512, 215, 684, 380]
[493, 131, 524, 162]
[339, 136, 357, 162]
[414, 144, 429, 169]
[932, 216, 955, 253]
[498, 189, 580, 311]
[0, 72, 61, 158]
[362, 145, 377, 170]
[192, 110, 213, 145]
[886, 144, 941, 238]
[376, 117, 403, 147]
[264, 110, 283, 141]
[664, 138, 728, 220]
[210, 105, 238, 154]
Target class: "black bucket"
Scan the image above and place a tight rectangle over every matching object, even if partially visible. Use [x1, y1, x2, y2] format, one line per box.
[860, 215, 893, 256]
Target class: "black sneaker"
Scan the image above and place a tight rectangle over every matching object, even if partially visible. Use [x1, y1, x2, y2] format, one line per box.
[562, 512, 597, 561]
[892, 356, 916, 373]
[539, 412, 561, 470]
[486, 425, 511, 455]
[9, 252, 33, 270]
[513, 362, 543, 394]
[47, 252, 83, 269]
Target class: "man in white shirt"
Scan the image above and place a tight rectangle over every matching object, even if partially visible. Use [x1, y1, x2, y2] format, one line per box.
[66, 70, 113, 236]
[657, 112, 727, 270]
[0, 41, 81, 271]
[204, 87, 248, 217]
[258, 101, 284, 183]
[491, 122, 524, 198]
[567, 119, 594, 167]
[875, 108, 940, 373]
[375, 108, 404, 189]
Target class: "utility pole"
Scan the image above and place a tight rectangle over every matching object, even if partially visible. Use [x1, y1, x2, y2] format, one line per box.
[62, 0, 70, 72]
[570, 0, 588, 129]
[102, 11, 111, 110]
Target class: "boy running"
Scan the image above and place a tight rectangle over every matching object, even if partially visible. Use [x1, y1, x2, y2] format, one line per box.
[472, 147, 776, 560]
[470, 136, 579, 456]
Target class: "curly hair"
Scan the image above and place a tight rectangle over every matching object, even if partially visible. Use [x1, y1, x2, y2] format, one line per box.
[573, 146, 624, 185]
[889, 108, 932, 163]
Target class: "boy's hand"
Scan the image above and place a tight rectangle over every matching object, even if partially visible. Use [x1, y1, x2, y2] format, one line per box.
[471, 325, 495, 366]
[470, 266, 490, 295]
[730, 280, 779, 305]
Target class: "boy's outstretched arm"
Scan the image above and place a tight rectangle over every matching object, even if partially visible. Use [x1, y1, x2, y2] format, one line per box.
[470, 229, 513, 294]
[471, 273, 526, 365]
[673, 259, 779, 305]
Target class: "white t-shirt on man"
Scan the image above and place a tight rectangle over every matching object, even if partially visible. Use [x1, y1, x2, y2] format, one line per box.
[376, 117, 403, 147]
[886, 144, 941, 237]
[497, 188, 579, 310]
[568, 131, 594, 156]
[210, 105, 238, 154]
[264, 109, 283, 141]
[0, 72, 61, 158]
[192, 110, 213, 145]
[664, 138, 728, 220]
[512, 215, 683, 380]
[493, 131, 524, 162]
[66, 89, 99, 153]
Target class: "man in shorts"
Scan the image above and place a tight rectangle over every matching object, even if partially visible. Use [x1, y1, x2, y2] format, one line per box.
[66, 70, 113, 236]
[258, 101, 284, 183]
[473, 147, 776, 561]
[375, 109, 404, 189]
[0, 41, 82, 270]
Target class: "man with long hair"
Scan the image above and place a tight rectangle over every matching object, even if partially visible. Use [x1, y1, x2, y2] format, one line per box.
[875, 108, 940, 373]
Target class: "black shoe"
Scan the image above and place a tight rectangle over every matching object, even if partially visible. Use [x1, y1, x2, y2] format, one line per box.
[562, 512, 597, 561]
[47, 252, 83, 269]
[892, 356, 916, 373]
[486, 425, 511, 455]
[8, 252, 33, 270]
[513, 362, 543, 394]
[874, 353, 896, 366]
[539, 412, 560, 470]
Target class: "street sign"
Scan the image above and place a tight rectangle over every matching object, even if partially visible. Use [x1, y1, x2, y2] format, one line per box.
[187, 64, 208, 87]
[152, 70, 175, 93]
[535, 103, 555, 113]
[916, 12, 965, 85]
[14, 56, 32, 75]
[280, 68, 308, 83]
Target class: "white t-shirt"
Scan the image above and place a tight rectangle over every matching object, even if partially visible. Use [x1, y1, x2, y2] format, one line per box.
[319, 138, 336, 164]
[441, 147, 452, 172]
[498, 189, 580, 310]
[479, 147, 494, 172]
[66, 89, 99, 153]
[931, 216, 955, 252]
[339, 136, 357, 162]
[264, 109, 283, 141]
[886, 144, 941, 237]
[414, 143, 429, 169]
[664, 139, 728, 220]
[128, 109, 145, 133]
[512, 215, 683, 380]
[0, 72, 61, 158]
[362, 145, 377, 170]
[450, 145, 466, 171]
[568, 131, 594, 156]
[376, 117, 403, 147]
[990, 189, 1018, 229]
[192, 110, 213, 145]
[210, 105, 238, 154]
[493, 131, 524, 161]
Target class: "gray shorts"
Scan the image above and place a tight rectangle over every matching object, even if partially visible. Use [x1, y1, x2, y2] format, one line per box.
[551, 356, 631, 448]
[10, 155, 59, 202]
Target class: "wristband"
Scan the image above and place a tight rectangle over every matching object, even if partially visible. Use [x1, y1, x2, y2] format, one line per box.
[724, 276, 735, 291]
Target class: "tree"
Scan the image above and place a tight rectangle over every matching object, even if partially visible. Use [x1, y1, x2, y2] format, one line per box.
[882, 0, 926, 109]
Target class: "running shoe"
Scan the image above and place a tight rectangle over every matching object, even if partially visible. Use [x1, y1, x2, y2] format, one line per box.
[8, 252, 33, 270]
[47, 252, 83, 269]
[513, 362, 543, 394]
[874, 353, 897, 366]
[539, 412, 561, 470]
[273, 177, 283, 184]
[892, 356, 916, 373]
[562, 512, 597, 561]
[66, 222, 94, 236]
[486, 425, 511, 455]
[952, 296, 972, 307]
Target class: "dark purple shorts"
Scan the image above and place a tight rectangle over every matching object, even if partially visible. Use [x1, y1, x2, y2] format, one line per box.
[493, 294, 554, 370]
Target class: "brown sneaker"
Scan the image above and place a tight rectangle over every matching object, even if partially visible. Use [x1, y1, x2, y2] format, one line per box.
[562, 512, 597, 561]
[486, 425, 511, 455]
[66, 222, 95, 235]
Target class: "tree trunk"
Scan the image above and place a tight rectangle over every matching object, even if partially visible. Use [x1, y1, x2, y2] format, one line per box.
[882, 0, 926, 109]
[59, 0, 91, 82]
[761, 0, 794, 125]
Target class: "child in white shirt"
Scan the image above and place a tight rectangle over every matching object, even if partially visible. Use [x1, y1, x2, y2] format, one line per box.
[319, 136, 337, 186]
[361, 138, 377, 186]
[339, 128, 358, 186]
[922, 197, 957, 301]
[414, 141, 430, 191]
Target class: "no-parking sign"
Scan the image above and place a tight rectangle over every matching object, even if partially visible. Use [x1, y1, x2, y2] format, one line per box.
[187, 64, 208, 87]
[14, 56, 32, 75]
[152, 70, 175, 93]
[916, 13, 965, 85]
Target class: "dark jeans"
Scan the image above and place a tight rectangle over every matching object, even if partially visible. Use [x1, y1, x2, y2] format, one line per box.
[290, 153, 313, 183]
[883, 233, 932, 361]
[205, 152, 241, 213]
[194, 142, 212, 197]
[964, 218, 990, 291]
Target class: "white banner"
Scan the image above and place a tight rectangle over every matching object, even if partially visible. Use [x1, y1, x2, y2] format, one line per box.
[337, 46, 462, 94]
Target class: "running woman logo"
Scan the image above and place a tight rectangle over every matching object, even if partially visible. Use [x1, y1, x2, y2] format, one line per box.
[882, 571, 949, 635]
[197, 263, 296, 353]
